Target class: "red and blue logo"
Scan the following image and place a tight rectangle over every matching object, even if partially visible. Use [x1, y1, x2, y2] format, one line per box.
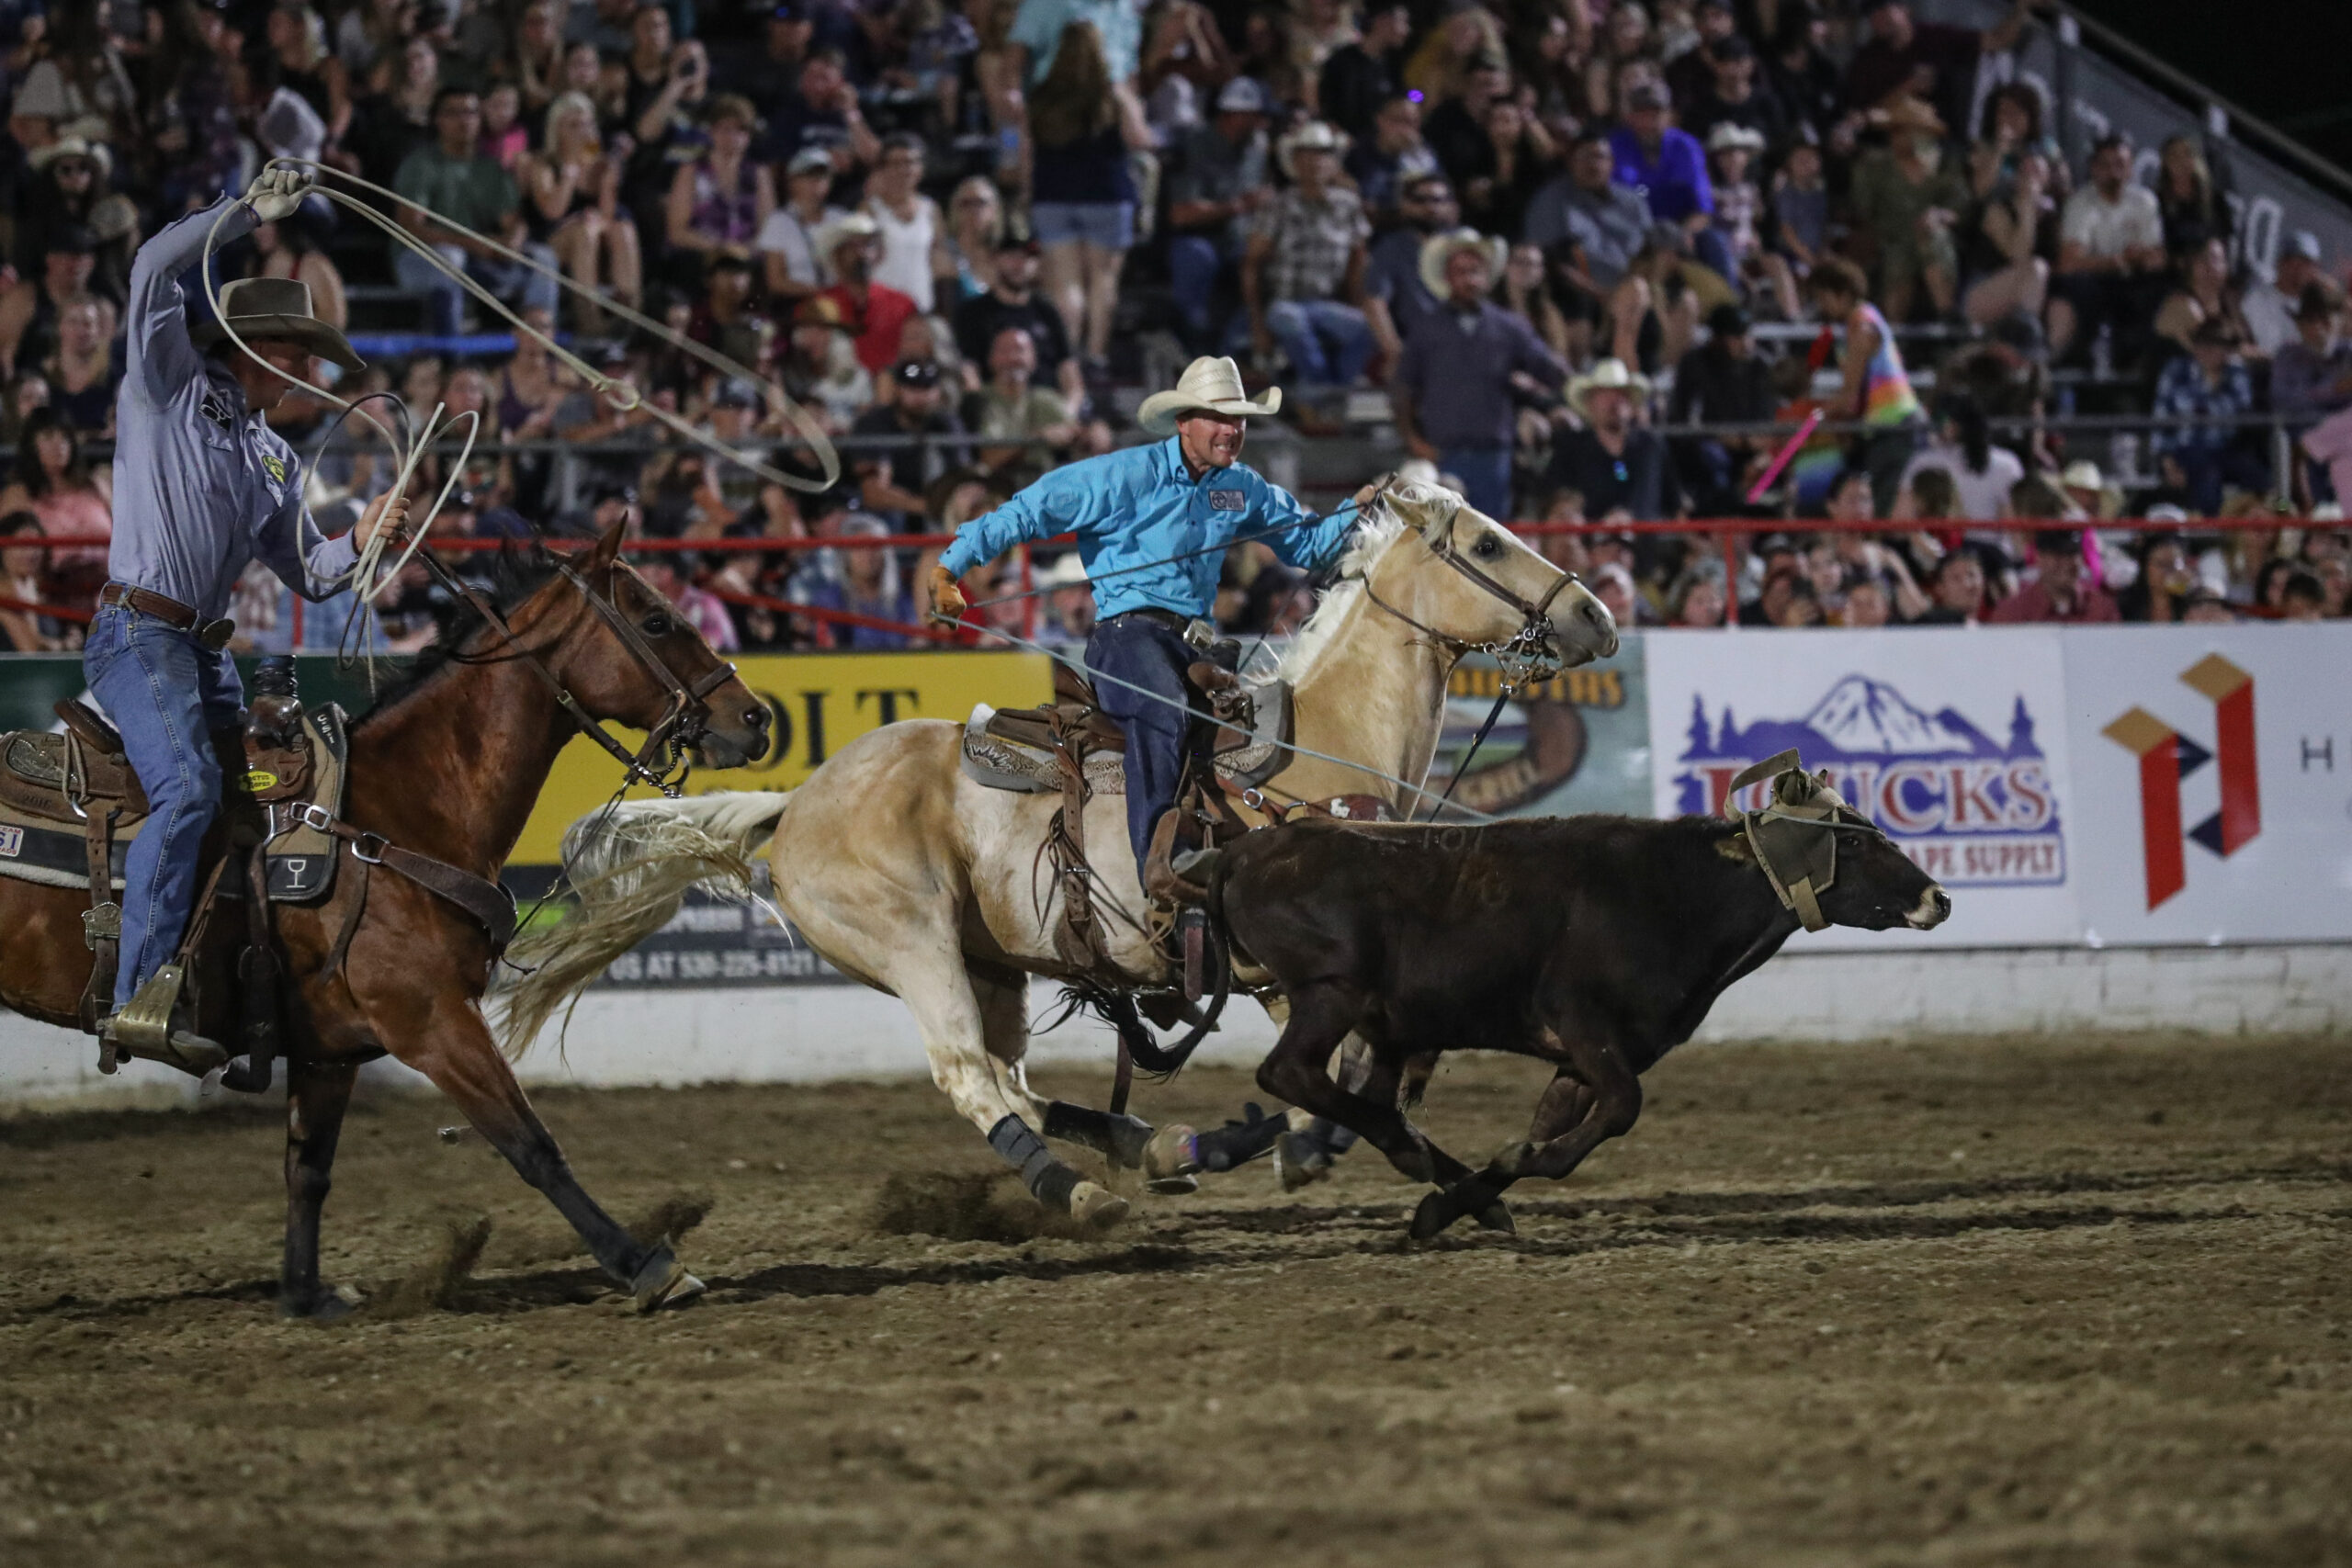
[1674, 674, 2064, 886]
[2101, 654, 2258, 911]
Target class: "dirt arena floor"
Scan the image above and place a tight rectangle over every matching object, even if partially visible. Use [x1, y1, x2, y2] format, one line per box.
[2, 1032, 2348, 1567]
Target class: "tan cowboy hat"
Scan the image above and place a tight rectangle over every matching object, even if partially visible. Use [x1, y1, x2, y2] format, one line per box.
[1137, 355, 1282, 434]
[1418, 227, 1508, 301]
[1275, 119, 1349, 181]
[2060, 458, 2123, 521]
[191, 276, 364, 371]
[1566, 357, 1651, 422]
[28, 135, 110, 180]
[814, 209, 881, 261]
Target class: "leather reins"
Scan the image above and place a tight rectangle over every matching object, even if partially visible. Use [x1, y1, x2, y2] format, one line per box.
[417, 546, 738, 797]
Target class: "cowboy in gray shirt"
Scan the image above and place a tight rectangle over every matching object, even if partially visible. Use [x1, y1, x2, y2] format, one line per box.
[87, 167, 408, 1062]
[1523, 133, 1653, 293]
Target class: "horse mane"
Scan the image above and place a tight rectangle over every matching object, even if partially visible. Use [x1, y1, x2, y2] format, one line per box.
[1274, 487, 1437, 682]
[346, 542, 570, 731]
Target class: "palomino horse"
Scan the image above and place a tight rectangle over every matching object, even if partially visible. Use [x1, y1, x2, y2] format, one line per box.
[0, 522, 772, 1317]
[498, 485, 1618, 1224]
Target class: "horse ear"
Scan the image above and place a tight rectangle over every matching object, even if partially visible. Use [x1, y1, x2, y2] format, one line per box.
[589, 511, 628, 572]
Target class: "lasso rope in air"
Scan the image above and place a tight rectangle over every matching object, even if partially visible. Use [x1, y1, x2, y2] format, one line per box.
[198, 161, 844, 619]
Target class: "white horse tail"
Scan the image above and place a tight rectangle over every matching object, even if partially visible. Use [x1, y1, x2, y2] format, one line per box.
[493, 790, 794, 1057]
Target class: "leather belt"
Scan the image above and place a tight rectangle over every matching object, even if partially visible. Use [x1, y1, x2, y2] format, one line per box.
[1111, 607, 1192, 633]
[101, 583, 237, 650]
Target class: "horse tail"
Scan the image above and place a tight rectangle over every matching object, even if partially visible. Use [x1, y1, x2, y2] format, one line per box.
[493, 790, 794, 1057]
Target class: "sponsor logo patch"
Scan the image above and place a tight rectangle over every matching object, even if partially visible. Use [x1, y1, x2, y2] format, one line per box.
[261, 453, 287, 483]
[199, 391, 236, 429]
[0, 824, 21, 858]
[1207, 489, 1246, 512]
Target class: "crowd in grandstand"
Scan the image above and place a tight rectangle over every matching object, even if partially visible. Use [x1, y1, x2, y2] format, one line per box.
[0, 0, 2347, 657]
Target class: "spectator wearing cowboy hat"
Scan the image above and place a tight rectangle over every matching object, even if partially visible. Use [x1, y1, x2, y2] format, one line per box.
[1390, 227, 1568, 520]
[1547, 357, 1683, 522]
[1245, 120, 1373, 431]
[816, 209, 920, 375]
[1035, 550, 1095, 647]
[931, 354, 1363, 903]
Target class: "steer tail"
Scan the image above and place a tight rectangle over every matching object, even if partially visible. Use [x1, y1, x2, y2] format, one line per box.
[492, 790, 794, 1056]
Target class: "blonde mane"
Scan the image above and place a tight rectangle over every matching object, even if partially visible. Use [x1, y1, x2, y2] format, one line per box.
[1275, 484, 1453, 682]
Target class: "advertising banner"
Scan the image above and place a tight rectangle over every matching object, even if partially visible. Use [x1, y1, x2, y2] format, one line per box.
[1431, 638, 1653, 820]
[1643, 627, 2081, 949]
[2063, 626, 2352, 946]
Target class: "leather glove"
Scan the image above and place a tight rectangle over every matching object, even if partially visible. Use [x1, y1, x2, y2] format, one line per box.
[244, 166, 314, 224]
[928, 563, 968, 622]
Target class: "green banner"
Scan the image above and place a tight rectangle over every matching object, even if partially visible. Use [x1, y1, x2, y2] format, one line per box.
[0, 653, 406, 734]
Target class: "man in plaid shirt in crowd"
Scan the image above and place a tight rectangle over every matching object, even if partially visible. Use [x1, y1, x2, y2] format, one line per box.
[1243, 121, 1373, 429]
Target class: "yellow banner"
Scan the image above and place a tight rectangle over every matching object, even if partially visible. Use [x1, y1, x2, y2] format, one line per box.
[515, 649, 1052, 865]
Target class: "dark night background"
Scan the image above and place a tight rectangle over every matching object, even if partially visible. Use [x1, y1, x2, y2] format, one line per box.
[2069, 0, 2352, 176]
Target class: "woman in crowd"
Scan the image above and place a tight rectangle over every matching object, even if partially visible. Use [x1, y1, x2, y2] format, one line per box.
[257, 4, 351, 146]
[760, 149, 851, 306]
[2154, 133, 2230, 261]
[1811, 256, 1925, 513]
[2154, 235, 2249, 359]
[1961, 144, 2056, 325]
[509, 0, 569, 119]
[665, 94, 772, 288]
[40, 297, 119, 436]
[939, 176, 1006, 306]
[1582, 1, 1655, 123]
[1026, 23, 1150, 368]
[534, 91, 641, 333]
[0, 408, 110, 606]
[862, 133, 952, 315]
[1496, 241, 1577, 364]
[1966, 82, 2044, 200]
[0, 512, 76, 652]
[1459, 98, 1553, 240]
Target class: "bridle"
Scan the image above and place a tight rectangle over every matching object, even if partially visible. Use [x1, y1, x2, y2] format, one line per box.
[1357, 488, 1580, 693]
[419, 545, 739, 797]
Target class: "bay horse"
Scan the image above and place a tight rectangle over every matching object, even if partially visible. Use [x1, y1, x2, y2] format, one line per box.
[496, 484, 1620, 1226]
[0, 521, 773, 1318]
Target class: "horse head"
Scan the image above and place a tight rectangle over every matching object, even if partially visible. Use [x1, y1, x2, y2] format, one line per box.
[1360, 479, 1619, 679]
[510, 516, 773, 773]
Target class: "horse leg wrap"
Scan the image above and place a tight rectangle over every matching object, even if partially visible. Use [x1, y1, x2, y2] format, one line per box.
[1306, 1116, 1361, 1156]
[989, 1114, 1080, 1213]
[1042, 1102, 1155, 1168]
[1192, 1102, 1287, 1172]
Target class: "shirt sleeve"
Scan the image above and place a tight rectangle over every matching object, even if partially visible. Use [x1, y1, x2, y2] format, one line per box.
[253, 457, 362, 601]
[938, 457, 1114, 577]
[1683, 135, 1717, 217]
[1257, 475, 1357, 572]
[1510, 314, 1570, 389]
[126, 197, 253, 407]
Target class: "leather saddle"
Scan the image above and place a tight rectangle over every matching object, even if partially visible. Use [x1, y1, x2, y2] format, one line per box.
[961, 660, 1292, 799]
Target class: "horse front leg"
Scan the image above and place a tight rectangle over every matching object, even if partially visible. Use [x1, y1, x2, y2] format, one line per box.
[378, 985, 700, 1311]
[281, 1055, 357, 1320]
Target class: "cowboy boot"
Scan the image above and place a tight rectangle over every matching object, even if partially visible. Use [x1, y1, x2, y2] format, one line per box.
[1143, 811, 1212, 908]
[101, 964, 232, 1078]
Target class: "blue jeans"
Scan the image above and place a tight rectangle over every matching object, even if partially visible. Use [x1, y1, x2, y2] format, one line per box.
[1167, 233, 1227, 343]
[393, 241, 562, 337]
[1265, 299, 1374, 389]
[83, 604, 244, 1006]
[1086, 612, 1197, 879]
[1440, 446, 1514, 520]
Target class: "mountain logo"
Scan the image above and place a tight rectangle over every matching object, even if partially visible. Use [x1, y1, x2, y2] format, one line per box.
[2100, 654, 2258, 911]
[1676, 673, 2064, 887]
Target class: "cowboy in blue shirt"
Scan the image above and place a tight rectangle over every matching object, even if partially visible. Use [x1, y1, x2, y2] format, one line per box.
[931, 355, 1359, 902]
[88, 168, 409, 1062]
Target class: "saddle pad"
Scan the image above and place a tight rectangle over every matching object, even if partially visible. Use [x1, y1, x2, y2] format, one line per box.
[959, 691, 1291, 798]
[261, 703, 348, 902]
[0, 705, 351, 899]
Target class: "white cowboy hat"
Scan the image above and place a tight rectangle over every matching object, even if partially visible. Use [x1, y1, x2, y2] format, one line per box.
[1276, 119, 1350, 181]
[1136, 355, 1283, 434]
[814, 210, 881, 261]
[1566, 357, 1651, 422]
[1418, 227, 1508, 301]
[1036, 552, 1090, 590]
[2059, 459, 2105, 491]
[1705, 121, 1766, 153]
[28, 135, 110, 180]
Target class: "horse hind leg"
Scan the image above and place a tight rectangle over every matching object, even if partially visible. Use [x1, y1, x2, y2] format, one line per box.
[896, 957, 1128, 1230]
[977, 972, 1204, 1196]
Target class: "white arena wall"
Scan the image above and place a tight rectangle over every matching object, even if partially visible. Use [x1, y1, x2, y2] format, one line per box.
[3, 944, 2345, 1105]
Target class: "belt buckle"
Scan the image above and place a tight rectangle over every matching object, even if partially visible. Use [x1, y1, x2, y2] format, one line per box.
[291, 800, 336, 833]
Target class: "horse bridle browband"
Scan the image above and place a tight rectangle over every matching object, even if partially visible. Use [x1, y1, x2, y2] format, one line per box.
[421, 547, 736, 796]
[1358, 495, 1579, 691]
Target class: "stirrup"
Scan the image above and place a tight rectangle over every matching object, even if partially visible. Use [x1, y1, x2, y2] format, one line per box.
[100, 964, 231, 1078]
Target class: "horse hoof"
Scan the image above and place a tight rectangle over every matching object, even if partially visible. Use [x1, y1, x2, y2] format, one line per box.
[1274, 1132, 1333, 1191]
[632, 1258, 706, 1314]
[1408, 1190, 1458, 1241]
[281, 1285, 359, 1323]
[1069, 1180, 1130, 1230]
[1142, 1125, 1202, 1193]
[1475, 1201, 1515, 1235]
